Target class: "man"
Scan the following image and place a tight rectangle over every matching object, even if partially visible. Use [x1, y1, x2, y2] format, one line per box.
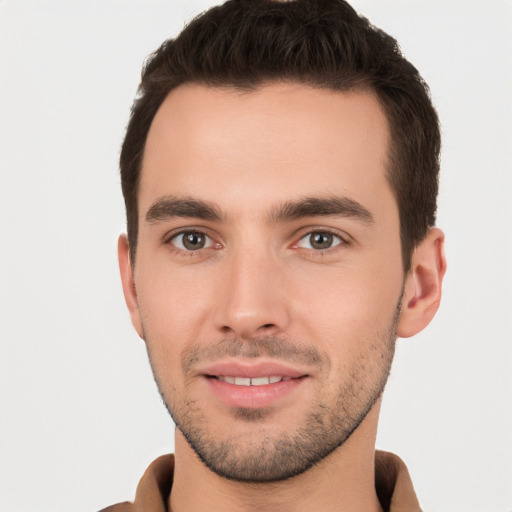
[106, 0, 446, 510]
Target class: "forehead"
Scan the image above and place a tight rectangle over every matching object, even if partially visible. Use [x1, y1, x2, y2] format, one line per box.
[140, 82, 393, 219]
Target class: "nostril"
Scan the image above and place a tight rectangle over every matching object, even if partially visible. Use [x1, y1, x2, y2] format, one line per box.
[217, 319, 281, 338]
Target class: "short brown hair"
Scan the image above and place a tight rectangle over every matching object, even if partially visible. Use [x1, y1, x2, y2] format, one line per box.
[120, 0, 440, 271]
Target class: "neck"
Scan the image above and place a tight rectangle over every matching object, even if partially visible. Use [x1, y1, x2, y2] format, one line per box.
[169, 402, 384, 512]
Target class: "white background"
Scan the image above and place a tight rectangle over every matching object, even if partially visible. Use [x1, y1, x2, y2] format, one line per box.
[1, 1, 511, 511]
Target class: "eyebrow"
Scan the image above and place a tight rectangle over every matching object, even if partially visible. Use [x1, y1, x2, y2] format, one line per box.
[268, 196, 374, 224]
[145, 194, 374, 225]
[145, 196, 223, 223]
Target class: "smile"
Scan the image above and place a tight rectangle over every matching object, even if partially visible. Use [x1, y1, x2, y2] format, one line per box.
[198, 360, 310, 408]
[213, 376, 291, 386]
[205, 373, 307, 409]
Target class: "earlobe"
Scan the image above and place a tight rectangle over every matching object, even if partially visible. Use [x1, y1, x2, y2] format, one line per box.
[397, 227, 446, 338]
[118, 234, 144, 339]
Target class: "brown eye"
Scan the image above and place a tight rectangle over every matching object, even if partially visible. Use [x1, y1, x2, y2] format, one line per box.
[297, 231, 343, 250]
[171, 231, 212, 251]
[310, 232, 333, 249]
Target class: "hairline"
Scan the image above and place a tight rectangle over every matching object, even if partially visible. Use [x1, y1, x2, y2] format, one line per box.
[129, 79, 415, 273]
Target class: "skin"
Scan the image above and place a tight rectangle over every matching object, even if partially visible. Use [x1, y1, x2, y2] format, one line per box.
[119, 83, 446, 512]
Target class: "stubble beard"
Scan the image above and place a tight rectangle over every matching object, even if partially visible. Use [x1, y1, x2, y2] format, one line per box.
[145, 302, 400, 483]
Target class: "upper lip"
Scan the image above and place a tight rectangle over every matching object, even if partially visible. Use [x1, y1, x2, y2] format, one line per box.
[198, 360, 308, 379]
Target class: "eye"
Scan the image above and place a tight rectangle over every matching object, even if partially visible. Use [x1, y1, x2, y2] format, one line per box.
[297, 231, 344, 251]
[170, 231, 214, 251]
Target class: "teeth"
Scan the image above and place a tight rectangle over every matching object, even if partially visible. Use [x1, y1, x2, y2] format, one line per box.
[218, 376, 284, 386]
[251, 377, 270, 386]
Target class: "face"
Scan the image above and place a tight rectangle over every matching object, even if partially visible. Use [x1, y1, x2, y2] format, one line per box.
[124, 83, 406, 482]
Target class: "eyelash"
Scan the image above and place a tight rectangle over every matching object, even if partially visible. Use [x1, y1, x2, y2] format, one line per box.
[163, 227, 349, 256]
[294, 228, 349, 253]
[163, 229, 218, 254]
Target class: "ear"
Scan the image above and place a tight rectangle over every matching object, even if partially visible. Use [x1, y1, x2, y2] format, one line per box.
[118, 234, 144, 339]
[398, 227, 446, 338]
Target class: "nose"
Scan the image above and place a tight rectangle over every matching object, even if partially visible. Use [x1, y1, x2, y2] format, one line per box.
[214, 247, 290, 339]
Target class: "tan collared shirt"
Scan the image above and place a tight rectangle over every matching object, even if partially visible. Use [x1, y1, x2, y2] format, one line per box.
[100, 450, 421, 512]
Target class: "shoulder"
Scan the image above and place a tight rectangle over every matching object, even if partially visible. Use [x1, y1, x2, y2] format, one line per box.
[96, 454, 175, 512]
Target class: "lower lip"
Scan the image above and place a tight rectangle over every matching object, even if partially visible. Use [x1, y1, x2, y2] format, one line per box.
[205, 376, 306, 409]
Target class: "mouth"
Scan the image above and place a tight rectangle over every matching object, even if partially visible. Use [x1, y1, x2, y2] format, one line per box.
[200, 361, 309, 409]
[208, 375, 294, 386]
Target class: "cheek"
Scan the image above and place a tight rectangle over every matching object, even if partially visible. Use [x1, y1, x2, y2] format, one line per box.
[291, 262, 402, 353]
[136, 257, 212, 332]
[134, 265, 213, 383]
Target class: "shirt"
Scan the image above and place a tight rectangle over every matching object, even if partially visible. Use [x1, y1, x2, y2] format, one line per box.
[99, 450, 422, 512]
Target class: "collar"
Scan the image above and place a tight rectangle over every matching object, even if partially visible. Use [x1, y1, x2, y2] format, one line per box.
[102, 450, 421, 511]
